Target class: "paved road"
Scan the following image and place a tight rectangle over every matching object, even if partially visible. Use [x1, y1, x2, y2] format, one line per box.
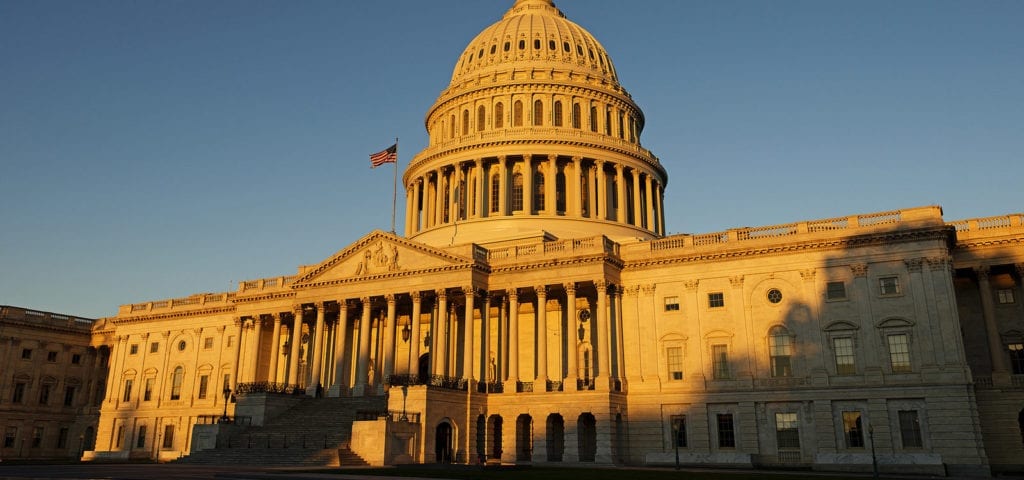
[0, 464, 417, 480]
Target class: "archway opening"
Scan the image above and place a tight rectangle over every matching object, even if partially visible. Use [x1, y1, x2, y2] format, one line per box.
[516, 414, 533, 462]
[489, 415, 503, 461]
[546, 414, 564, 462]
[578, 412, 597, 462]
[435, 422, 454, 463]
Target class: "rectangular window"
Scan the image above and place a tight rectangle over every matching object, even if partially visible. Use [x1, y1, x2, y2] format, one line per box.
[712, 344, 730, 379]
[833, 337, 856, 375]
[204, 337, 214, 349]
[842, 411, 865, 448]
[123, 379, 134, 402]
[136, 426, 147, 449]
[47, 351, 58, 362]
[769, 333, 793, 378]
[144, 378, 154, 401]
[57, 427, 69, 449]
[670, 415, 687, 448]
[997, 288, 1016, 304]
[3, 427, 16, 448]
[667, 347, 683, 381]
[21, 348, 32, 359]
[162, 425, 174, 449]
[150, 342, 159, 353]
[71, 353, 82, 364]
[826, 281, 847, 300]
[775, 412, 800, 449]
[708, 292, 725, 308]
[887, 334, 912, 373]
[32, 427, 43, 448]
[716, 413, 735, 448]
[39, 384, 51, 405]
[879, 276, 900, 296]
[64, 386, 75, 407]
[116, 425, 124, 448]
[198, 375, 209, 399]
[898, 410, 923, 448]
[12, 382, 26, 403]
[1009, 343, 1024, 375]
[664, 296, 680, 311]
[227, 336, 235, 348]
[129, 344, 139, 355]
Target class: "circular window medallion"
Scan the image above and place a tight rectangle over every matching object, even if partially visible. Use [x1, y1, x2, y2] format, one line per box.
[767, 289, 783, 304]
[177, 340, 187, 351]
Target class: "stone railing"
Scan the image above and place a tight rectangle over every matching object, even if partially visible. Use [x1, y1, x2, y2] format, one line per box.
[124, 292, 235, 315]
[235, 382, 303, 395]
[485, 235, 616, 264]
[948, 213, 1024, 242]
[238, 275, 297, 294]
[355, 410, 422, 424]
[0, 306, 95, 331]
[649, 207, 941, 252]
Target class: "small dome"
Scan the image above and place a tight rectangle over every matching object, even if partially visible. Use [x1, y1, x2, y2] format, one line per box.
[448, 0, 619, 88]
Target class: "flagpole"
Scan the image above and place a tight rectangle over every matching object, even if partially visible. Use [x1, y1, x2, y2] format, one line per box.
[391, 137, 399, 234]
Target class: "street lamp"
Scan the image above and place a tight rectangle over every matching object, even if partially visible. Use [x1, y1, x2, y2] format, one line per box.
[219, 387, 232, 424]
[671, 418, 681, 470]
[401, 321, 411, 343]
[869, 424, 878, 479]
[400, 383, 409, 422]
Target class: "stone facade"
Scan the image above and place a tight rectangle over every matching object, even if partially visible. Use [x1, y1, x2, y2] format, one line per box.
[47, 0, 1024, 475]
[0, 306, 109, 460]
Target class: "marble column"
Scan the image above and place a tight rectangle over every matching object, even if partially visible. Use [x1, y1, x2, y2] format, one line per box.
[475, 159, 486, 218]
[355, 298, 372, 396]
[287, 308, 303, 389]
[631, 169, 641, 226]
[307, 303, 327, 395]
[645, 174, 655, 231]
[330, 302, 349, 396]
[434, 290, 448, 376]
[382, 294, 398, 388]
[570, 156, 582, 217]
[546, 155, 557, 214]
[409, 291, 422, 378]
[615, 163, 626, 223]
[505, 289, 520, 390]
[523, 155, 533, 214]
[595, 281, 611, 391]
[596, 160, 607, 220]
[248, 315, 263, 384]
[463, 286, 476, 381]
[498, 156, 508, 216]
[535, 285, 549, 386]
[268, 313, 282, 384]
[976, 266, 1009, 372]
[564, 283, 578, 390]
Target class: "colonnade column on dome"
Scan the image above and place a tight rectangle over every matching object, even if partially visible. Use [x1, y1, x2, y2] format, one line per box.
[975, 266, 1009, 373]
[564, 283, 578, 390]
[247, 315, 264, 385]
[614, 286, 627, 387]
[645, 174, 655, 232]
[546, 155, 557, 214]
[614, 164, 625, 223]
[631, 170, 642, 227]
[382, 295, 398, 390]
[504, 289, 520, 390]
[594, 281, 611, 391]
[569, 156, 582, 217]
[479, 292, 490, 383]
[523, 155, 533, 214]
[354, 298, 372, 396]
[434, 169, 444, 226]
[655, 182, 665, 235]
[497, 294, 508, 382]
[587, 162, 597, 218]
[498, 156, 509, 216]
[306, 302, 327, 395]
[414, 179, 423, 233]
[287, 307, 303, 388]
[462, 286, 476, 381]
[404, 184, 413, 235]
[475, 159, 486, 218]
[596, 160, 608, 220]
[408, 291, 422, 377]
[330, 302, 350, 396]
[268, 313, 282, 383]
[448, 166, 458, 222]
[433, 290, 448, 376]
[535, 285, 548, 385]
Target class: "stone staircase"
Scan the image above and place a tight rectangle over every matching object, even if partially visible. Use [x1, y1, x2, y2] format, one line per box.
[176, 395, 386, 466]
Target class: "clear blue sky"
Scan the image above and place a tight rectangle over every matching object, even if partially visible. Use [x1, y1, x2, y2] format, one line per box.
[2, 0, 1021, 318]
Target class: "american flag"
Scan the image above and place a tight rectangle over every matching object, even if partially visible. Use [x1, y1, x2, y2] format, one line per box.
[369, 144, 397, 168]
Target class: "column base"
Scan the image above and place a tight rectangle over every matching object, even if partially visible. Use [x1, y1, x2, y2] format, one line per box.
[504, 380, 519, 393]
[352, 384, 368, 397]
[563, 376, 578, 392]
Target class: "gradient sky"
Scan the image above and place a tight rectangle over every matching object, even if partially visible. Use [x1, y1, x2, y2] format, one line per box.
[2, 0, 1022, 318]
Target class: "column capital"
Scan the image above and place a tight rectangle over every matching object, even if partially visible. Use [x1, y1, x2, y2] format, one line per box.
[614, 163, 623, 172]
[571, 155, 582, 162]
[974, 264, 992, 278]
[435, 289, 447, 300]
[729, 275, 744, 288]
[1015, 263, 1024, 276]
[594, 280, 608, 292]
[461, 285, 476, 297]
[624, 285, 640, 297]
[641, 284, 656, 296]
[534, 285, 547, 296]
[359, 296, 371, 305]
[410, 290, 422, 301]
[385, 294, 396, 304]
[547, 154, 557, 162]
[563, 282, 576, 294]
[799, 269, 816, 281]
[684, 279, 699, 291]
[904, 257, 924, 273]
[850, 263, 869, 278]
[507, 288, 518, 300]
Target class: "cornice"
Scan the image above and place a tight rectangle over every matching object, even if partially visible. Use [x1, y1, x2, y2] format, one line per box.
[111, 306, 237, 325]
[231, 291, 297, 304]
[624, 227, 952, 271]
[954, 236, 1023, 250]
[294, 264, 483, 290]
[430, 81, 640, 121]
[0, 318, 94, 336]
[488, 253, 622, 274]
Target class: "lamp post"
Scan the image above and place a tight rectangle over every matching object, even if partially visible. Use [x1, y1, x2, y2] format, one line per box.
[400, 383, 409, 422]
[671, 418, 680, 470]
[219, 387, 232, 424]
[401, 322, 411, 343]
[869, 424, 878, 479]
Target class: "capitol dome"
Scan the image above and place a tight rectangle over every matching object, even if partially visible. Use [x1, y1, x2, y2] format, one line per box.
[403, 0, 667, 246]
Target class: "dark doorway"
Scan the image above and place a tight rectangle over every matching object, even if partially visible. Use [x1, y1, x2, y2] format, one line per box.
[578, 412, 597, 462]
[418, 353, 430, 381]
[516, 414, 532, 462]
[546, 414, 564, 461]
[476, 415, 486, 463]
[435, 422, 453, 463]
[489, 415, 503, 461]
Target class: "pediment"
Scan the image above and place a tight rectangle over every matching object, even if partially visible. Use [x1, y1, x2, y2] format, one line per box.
[293, 230, 475, 286]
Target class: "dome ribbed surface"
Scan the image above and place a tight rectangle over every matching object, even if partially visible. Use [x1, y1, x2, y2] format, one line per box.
[448, 0, 619, 88]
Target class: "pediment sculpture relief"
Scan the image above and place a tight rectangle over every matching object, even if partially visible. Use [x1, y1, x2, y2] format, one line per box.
[355, 241, 400, 276]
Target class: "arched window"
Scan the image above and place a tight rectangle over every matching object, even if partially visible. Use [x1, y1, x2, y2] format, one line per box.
[769, 326, 793, 378]
[556, 170, 566, 213]
[589, 106, 598, 132]
[605, 108, 612, 135]
[490, 173, 500, 213]
[618, 112, 625, 139]
[572, 103, 581, 129]
[170, 367, 184, 400]
[462, 110, 470, 136]
[450, 114, 456, 139]
[553, 101, 563, 127]
[495, 102, 504, 129]
[443, 183, 450, 223]
[513, 101, 523, 127]
[533, 100, 543, 126]
[477, 105, 486, 132]
[458, 178, 467, 219]
[580, 174, 590, 216]
[534, 171, 545, 211]
[511, 173, 524, 212]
